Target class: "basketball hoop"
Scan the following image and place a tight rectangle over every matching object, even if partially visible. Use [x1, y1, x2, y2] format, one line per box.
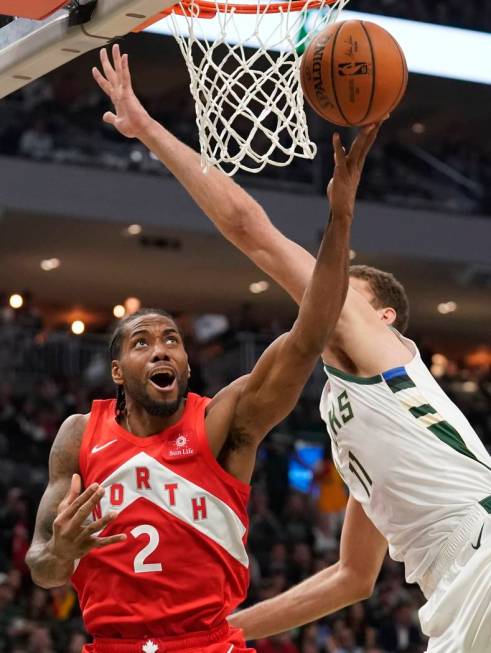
[164, 0, 351, 174]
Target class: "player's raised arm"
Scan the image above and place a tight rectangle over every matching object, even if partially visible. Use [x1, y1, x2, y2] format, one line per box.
[93, 46, 406, 376]
[219, 130, 362, 443]
[229, 497, 387, 639]
[26, 415, 126, 589]
[91, 44, 321, 303]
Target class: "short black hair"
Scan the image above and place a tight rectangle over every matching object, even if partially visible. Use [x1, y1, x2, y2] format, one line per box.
[109, 308, 176, 361]
[350, 265, 410, 334]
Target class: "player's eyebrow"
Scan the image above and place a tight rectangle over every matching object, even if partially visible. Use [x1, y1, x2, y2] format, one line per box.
[129, 327, 179, 339]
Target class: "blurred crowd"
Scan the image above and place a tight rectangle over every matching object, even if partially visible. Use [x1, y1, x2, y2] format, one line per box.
[350, 0, 491, 32]
[0, 310, 490, 652]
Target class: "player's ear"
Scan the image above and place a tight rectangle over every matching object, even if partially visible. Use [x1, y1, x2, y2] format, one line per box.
[112, 360, 124, 385]
[379, 306, 397, 326]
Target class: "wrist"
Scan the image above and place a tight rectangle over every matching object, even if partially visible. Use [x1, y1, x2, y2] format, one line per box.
[134, 112, 157, 141]
[46, 538, 74, 564]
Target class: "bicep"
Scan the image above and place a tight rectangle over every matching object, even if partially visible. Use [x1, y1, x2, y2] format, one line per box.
[32, 478, 71, 544]
[339, 496, 387, 592]
[233, 332, 318, 440]
[31, 414, 85, 544]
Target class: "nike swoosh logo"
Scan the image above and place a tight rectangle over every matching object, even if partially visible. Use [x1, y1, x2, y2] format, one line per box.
[91, 439, 118, 454]
[471, 523, 485, 550]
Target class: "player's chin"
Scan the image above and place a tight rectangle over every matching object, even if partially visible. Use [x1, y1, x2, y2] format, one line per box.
[144, 390, 181, 418]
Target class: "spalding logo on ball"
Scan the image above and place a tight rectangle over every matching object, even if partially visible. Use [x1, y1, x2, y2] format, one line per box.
[300, 20, 408, 127]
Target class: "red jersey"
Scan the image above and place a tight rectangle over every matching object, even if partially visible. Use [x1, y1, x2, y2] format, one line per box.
[72, 395, 251, 640]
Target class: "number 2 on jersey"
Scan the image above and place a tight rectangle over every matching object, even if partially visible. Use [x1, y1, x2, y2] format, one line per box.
[130, 524, 162, 573]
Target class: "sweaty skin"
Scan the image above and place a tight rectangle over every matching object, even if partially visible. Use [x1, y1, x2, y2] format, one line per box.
[26, 46, 369, 592]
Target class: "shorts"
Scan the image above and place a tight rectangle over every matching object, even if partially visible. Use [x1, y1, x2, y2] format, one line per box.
[418, 505, 491, 653]
[83, 623, 255, 653]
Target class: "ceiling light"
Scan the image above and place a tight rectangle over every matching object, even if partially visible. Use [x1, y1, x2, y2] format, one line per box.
[124, 297, 141, 314]
[432, 353, 447, 366]
[411, 122, 426, 134]
[113, 304, 125, 319]
[437, 301, 458, 314]
[127, 224, 142, 236]
[40, 258, 61, 271]
[461, 381, 478, 393]
[249, 281, 269, 294]
[430, 364, 445, 378]
[9, 293, 23, 309]
[71, 320, 85, 335]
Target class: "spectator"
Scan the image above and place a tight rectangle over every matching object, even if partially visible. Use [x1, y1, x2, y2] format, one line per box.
[377, 601, 424, 652]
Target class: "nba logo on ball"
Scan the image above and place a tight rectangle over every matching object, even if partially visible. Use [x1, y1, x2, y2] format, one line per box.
[338, 62, 370, 76]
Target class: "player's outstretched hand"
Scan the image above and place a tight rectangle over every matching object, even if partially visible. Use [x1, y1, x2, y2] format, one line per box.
[327, 121, 384, 218]
[48, 473, 126, 562]
[92, 43, 151, 139]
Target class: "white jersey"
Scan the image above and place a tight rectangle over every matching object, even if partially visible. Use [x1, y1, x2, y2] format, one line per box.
[319, 334, 491, 590]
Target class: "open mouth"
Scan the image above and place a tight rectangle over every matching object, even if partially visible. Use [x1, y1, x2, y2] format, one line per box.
[149, 371, 176, 391]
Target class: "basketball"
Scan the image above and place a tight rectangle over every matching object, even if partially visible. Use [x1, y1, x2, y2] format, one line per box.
[300, 20, 408, 127]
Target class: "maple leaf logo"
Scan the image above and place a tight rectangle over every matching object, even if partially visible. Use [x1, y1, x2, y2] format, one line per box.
[142, 640, 159, 653]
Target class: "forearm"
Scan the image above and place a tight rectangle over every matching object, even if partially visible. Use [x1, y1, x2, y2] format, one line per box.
[292, 210, 351, 353]
[137, 117, 265, 244]
[26, 541, 74, 589]
[229, 564, 367, 639]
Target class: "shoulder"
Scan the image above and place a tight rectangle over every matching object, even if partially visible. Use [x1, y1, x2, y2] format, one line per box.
[55, 413, 89, 442]
[206, 376, 250, 412]
[49, 413, 90, 477]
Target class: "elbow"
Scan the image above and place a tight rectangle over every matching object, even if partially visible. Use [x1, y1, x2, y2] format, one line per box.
[340, 568, 376, 603]
[29, 570, 64, 590]
[357, 579, 375, 601]
[227, 204, 272, 252]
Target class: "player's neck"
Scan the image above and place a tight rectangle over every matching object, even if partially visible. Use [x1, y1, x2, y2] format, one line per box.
[123, 400, 186, 437]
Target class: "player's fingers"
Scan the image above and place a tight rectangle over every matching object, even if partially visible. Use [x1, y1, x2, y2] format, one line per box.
[83, 511, 118, 535]
[92, 66, 112, 96]
[357, 122, 382, 167]
[347, 123, 376, 161]
[112, 43, 123, 80]
[91, 533, 127, 548]
[71, 487, 106, 527]
[103, 111, 118, 127]
[61, 483, 102, 520]
[121, 53, 132, 90]
[100, 47, 117, 85]
[332, 133, 347, 170]
[67, 473, 81, 503]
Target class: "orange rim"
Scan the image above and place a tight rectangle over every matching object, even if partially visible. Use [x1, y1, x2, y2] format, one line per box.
[164, 0, 328, 18]
[132, 0, 333, 30]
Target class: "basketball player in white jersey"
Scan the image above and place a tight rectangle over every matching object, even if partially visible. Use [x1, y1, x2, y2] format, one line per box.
[93, 45, 491, 652]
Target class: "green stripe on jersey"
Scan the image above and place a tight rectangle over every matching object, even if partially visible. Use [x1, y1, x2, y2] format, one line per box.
[428, 421, 491, 472]
[409, 404, 437, 419]
[386, 368, 491, 472]
[480, 495, 491, 513]
[323, 365, 382, 385]
[385, 373, 416, 393]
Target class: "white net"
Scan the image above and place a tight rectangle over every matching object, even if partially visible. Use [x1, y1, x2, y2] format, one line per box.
[167, 0, 350, 174]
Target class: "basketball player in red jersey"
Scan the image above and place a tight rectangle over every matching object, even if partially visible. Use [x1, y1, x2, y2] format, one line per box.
[25, 46, 379, 653]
